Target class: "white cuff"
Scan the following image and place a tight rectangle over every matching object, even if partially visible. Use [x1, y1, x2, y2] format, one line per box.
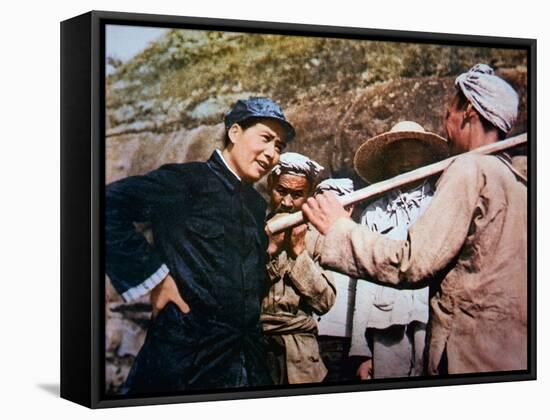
[121, 264, 169, 302]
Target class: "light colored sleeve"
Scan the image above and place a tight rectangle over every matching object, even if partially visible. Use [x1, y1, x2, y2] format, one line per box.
[318, 156, 485, 288]
[363, 203, 379, 232]
[266, 257, 285, 285]
[348, 203, 378, 358]
[349, 280, 374, 358]
[288, 249, 336, 315]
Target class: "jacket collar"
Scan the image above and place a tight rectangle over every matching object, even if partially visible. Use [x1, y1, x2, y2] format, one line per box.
[207, 150, 241, 192]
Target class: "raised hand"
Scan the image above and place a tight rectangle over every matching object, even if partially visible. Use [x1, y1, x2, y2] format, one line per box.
[302, 192, 350, 235]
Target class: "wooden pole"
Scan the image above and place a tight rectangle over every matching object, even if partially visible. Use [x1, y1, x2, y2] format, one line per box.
[266, 132, 527, 235]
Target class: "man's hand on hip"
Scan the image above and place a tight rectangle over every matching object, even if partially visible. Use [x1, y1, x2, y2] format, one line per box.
[150, 274, 190, 318]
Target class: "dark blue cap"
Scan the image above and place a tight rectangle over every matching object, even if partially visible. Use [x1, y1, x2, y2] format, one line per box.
[224, 97, 296, 142]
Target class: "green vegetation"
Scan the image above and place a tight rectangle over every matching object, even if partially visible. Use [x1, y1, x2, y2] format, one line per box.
[106, 29, 527, 130]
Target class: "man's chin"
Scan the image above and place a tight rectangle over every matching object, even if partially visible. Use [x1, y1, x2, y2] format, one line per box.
[252, 169, 268, 181]
[242, 171, 263, 183]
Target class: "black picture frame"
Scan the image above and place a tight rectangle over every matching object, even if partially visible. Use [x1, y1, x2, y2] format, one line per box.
[60, 10, 537, 409]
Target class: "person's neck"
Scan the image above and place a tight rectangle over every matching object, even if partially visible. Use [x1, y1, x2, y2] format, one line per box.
[219, 149, 242, 181]
[467, 123, 500, 151]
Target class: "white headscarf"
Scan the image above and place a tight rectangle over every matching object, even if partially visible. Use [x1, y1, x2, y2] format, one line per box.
[455, 63, 519, 134]
[271, 152, 324, 181]
[315, 178, 354, 196]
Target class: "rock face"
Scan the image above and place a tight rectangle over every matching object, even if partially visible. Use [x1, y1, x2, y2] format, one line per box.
[104, 28, 528, 394]
[105, 278, 151, 393]
[106, 124, 225, 184]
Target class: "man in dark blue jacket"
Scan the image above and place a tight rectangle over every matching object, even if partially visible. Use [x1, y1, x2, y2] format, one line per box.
[106, 97, 295, 394]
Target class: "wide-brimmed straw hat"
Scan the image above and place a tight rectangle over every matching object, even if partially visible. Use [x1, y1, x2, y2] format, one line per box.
[353, 121, 449, 184]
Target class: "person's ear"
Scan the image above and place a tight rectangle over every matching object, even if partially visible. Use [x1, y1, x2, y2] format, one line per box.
[463, 103, 479, 123]
[267, 173, 276, 189]
[227, 123, 242, 145]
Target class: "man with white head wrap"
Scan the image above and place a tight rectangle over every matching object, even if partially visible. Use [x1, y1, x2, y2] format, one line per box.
[454, 63, 519, 136]
[270, 151, 325, 180]
[261, 152, 336, 384]
[315, 178, 355, 197]
[304, 64, 528, 375]
[455, 64, 527, 179]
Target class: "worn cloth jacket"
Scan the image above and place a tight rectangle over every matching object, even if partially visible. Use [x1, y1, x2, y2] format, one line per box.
[261, 226, 336, 383]
[317, 154, 527, 375]
[106, 151, 272, 393]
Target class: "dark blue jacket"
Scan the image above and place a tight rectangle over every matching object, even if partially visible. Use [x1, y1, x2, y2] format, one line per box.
[106, 151, 272, 393]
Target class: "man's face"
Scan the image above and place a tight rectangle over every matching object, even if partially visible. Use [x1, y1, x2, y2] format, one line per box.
[385, 140, 435, 178]
[227, 119, 287, 183]
[444, 94, 471, 155]
[270, 173, 311, 214]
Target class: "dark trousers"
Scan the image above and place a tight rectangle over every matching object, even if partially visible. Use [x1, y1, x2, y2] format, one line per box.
[318, 336, 355, 382]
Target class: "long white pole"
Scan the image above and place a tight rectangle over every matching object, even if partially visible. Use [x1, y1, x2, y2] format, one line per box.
[266, 132, 527, 235]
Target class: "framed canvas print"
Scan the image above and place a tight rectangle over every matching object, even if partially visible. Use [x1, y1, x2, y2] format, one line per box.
[60, 10, 536, 408]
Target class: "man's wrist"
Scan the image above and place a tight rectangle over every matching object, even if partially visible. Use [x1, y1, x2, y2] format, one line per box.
[289, 244, 305, 259]
[121, 264, 170, 302]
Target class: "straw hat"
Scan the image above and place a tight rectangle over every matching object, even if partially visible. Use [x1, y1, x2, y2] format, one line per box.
[353, 121, 449, 183]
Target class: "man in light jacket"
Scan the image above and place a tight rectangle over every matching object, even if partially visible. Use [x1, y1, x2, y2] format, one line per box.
[303, 64, 527, 375]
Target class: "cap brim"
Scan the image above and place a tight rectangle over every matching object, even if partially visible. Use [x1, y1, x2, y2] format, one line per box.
[238, 115, 296, 142]
[272, 117, 296, 142]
